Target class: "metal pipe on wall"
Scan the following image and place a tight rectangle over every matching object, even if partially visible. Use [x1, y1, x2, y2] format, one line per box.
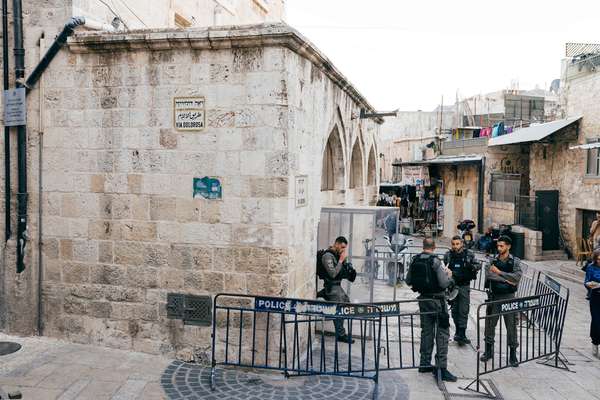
[2, 0, 10, 242]
[12, 0, 26, 274]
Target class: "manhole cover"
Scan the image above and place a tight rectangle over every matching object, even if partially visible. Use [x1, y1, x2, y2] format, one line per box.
[0, 342, 21, 356]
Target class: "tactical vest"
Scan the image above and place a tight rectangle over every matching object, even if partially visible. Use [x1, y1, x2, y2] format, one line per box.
[446, 250, 476, 285]
[489, 256, 517, 294]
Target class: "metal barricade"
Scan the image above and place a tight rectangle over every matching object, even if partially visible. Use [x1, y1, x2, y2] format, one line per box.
[210, 294, 383, 397]
[370, 298, 441, 372]
[464, 274, 570, 398]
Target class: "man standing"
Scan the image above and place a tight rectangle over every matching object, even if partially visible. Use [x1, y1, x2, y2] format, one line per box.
[480, 235, 523, 367]
[406, 238, 457, 382]
[444, 235, 480, 346]
[591, 212, 600, 250]
[318, 236, 355, 344]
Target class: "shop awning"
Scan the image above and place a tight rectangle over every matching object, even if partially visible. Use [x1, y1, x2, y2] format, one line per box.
[487, 116, 582, 147]
[393, 155, 483, 166]
[569, 142, 600, 150]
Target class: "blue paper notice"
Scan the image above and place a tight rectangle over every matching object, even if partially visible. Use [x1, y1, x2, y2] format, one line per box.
[193, 177, 222, 200]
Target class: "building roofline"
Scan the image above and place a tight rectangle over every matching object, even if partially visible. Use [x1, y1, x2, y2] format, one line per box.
[68, 22, 384, 124]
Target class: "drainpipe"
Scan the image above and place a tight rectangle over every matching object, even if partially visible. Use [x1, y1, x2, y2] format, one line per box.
[2, 0, 10, 242]
[477, 157, 486, 234]
[24, 16, 86, 91]
[12, 0, 26, 273]
[12, 15, 91, 274]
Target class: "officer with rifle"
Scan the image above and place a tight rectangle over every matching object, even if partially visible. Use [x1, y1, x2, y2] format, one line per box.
[480, 235, 523, 367]
[444, 235, 481, 345]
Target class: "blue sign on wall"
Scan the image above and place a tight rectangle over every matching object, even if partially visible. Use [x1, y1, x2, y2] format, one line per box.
[193, 176, 222, 200]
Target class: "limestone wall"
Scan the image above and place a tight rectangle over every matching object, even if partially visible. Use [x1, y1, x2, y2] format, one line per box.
[72, 0, 285, 30]
[282, 47, 381, 298]
[0, 19, 381, 357]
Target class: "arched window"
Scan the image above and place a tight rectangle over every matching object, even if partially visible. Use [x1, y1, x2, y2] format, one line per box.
[349, 142, 363, 189]
[321, 127, 345, 191]
[367, 147, 376, 185]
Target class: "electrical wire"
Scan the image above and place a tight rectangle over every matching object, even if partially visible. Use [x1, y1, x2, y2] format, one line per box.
[115, 0, 148, 28]
[95, 0, 130, 30]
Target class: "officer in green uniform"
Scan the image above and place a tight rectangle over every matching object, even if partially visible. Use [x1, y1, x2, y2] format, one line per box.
[444, 235, 480, 345]
[318, 236, 355, 344]
[480, 235, 523, 367]
[406, 238, 457, 382]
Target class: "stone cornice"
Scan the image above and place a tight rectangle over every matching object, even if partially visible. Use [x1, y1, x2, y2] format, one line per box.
[68, 23, 383, 124]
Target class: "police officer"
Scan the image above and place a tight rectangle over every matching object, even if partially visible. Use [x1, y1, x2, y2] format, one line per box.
[480, 235, 523, 367]
[319, 236, 355, 344]
[406, 238, 457, 382]
[444, 235, 480, 346]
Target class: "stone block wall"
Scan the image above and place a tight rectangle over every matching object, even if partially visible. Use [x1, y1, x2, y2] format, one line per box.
[0, 20, 381, 356]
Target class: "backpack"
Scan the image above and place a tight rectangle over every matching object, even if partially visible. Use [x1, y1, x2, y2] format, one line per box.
[316, 249, 336, 280]
[408, 254, 440, 293]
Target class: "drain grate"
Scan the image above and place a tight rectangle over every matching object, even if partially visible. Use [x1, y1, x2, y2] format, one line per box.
[0, 342, 21, 356]
[167, 293, 212, 326]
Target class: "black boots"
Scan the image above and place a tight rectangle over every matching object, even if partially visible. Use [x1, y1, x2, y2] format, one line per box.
[432, 367, 458, 382]
[454, 328, 471, 345]
[337, 335, 355, 344]
[480, 343, 493, 362]
[509, 347, 519, 367]
[418, 365, 434, 373]
[480, 344, 519, 367]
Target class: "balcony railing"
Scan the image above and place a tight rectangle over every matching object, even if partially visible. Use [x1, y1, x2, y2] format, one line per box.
[567, 53, 600, 78]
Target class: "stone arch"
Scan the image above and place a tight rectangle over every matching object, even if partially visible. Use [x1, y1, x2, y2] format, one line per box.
[367, 147, 376, 185]
[321, 126, 345, 191]
[349, 140, 363, 189]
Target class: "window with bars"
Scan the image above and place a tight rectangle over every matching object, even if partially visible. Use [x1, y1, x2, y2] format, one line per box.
[586, 139, 600, 177]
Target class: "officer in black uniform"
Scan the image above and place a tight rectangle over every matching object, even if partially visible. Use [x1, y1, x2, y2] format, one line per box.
[406, 238, 457, 382]
[480, 235, 523, 367]
[444, 235, 480, 345]
[318, 236, 355, 344]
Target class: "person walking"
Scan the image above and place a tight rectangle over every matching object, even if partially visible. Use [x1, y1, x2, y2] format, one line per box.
[406, 238, 458, 382]
[585, 249, 600, 357]
[480, 235, 523, 367]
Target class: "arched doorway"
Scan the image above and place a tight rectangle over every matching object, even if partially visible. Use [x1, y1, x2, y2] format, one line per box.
[321, 126, 345, 191]
[367, 147, 376, 186]
[349, 141, 363, 189]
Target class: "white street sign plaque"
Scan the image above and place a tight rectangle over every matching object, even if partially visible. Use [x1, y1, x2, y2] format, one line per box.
[3, 88, 26, 127]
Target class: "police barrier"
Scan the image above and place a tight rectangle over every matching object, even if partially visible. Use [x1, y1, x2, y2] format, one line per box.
[371, 298, 442, 371]
[210, 294, 383, 397]
[464, 273, 570, 398]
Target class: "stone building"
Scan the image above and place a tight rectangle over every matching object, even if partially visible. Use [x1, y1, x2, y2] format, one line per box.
[73, 0, 286, 30]
[0, 1, 381, 358]
[380, 107, 456, 182]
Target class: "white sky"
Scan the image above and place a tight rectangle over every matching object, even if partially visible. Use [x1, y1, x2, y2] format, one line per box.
[284, 0, 600, 111]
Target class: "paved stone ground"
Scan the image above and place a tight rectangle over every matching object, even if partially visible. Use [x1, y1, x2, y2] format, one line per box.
[0, 251, 599, 399]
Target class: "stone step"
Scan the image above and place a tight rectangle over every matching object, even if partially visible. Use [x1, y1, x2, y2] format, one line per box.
[547, 269, 585, 285]
[537, 250, 569, 261]
[560, 263, 586, 276]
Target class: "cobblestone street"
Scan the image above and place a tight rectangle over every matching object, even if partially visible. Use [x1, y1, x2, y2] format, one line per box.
[0, 258, 598, 400]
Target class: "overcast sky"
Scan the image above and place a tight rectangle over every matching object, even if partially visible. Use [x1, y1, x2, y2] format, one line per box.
[284, 0, 600, 111]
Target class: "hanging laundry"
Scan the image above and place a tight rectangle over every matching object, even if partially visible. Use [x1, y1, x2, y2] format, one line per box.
[492, 125, 499, 137]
